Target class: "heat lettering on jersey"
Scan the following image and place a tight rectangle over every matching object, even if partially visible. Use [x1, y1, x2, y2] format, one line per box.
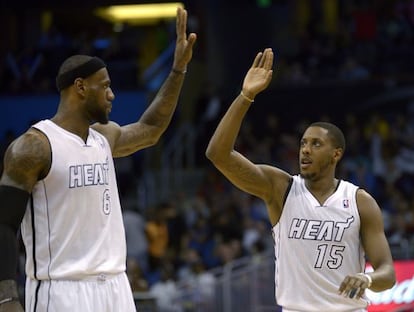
[288, 216, 354, 242]
[68, 162, 109, 188]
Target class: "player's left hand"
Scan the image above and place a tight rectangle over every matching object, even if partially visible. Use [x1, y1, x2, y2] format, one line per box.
[172, 7, 197, 72]
[241, 48, 274, 100]
[338, 273, 371, 299]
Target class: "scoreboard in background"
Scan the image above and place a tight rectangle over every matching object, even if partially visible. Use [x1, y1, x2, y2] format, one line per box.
[367, 261, 414, 312]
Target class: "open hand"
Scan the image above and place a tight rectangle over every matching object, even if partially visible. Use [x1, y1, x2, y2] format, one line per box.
[241, 48, 274, 100]
[173, 7, 197, 72]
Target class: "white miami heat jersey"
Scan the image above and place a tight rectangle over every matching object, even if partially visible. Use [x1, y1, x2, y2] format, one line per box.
[272, 175, 369, 311]
[21, 120, 127, 280]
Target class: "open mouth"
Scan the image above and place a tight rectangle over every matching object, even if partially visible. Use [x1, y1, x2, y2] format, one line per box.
[300, 158, 312, 169]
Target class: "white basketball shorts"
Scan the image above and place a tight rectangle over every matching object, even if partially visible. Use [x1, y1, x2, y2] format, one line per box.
[25, 272, 136, 311]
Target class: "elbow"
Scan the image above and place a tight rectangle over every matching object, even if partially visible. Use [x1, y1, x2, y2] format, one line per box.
[144, 125, 165, 147]
[205, 145, 230, 169]
[205, 145, 213, 161]
[205, 143, 219, 164]
[147, 136, 160, 147]
[146, 129, 163, 147]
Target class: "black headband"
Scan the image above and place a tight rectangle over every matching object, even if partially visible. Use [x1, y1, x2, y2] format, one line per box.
[56, 57, 106, 91]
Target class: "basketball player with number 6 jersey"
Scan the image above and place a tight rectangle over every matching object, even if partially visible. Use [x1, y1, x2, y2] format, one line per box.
[0, 7, 196, 312]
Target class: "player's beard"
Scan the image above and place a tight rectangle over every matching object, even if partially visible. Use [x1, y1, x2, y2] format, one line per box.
[300, 158, 331, 181]
[300, 171, 316, 180]
[94, 109, 109, 124]
[86, 96, 109, 124]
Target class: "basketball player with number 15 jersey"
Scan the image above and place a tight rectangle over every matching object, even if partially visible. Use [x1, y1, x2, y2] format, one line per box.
[206, 47, 396, 311]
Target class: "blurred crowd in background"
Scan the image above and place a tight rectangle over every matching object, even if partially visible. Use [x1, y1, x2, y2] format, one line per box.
[2, 0, 414, 94]
[1, 0, 414, 308]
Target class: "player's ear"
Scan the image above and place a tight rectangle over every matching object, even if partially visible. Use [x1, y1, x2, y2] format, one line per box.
[333, 148, 343, 163]
[74, 78, 86, 93]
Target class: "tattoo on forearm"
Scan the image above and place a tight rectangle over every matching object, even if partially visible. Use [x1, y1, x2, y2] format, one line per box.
[140, 72, 184, 128]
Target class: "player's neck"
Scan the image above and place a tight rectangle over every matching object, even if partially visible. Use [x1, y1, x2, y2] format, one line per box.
[51, 114, 90, 143]
[305, 178, 338, 197]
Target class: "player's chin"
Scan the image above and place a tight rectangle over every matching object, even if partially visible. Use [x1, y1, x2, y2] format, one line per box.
[299, 171, 316, 180]
[97, 114, 110, 124]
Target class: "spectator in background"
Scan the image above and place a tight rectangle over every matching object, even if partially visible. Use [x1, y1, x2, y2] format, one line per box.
[146, 202, 171, 272]
[123, 207, 149, 274]
[338, 56, 371, 81]
[5, 47, 44, 94]
[126, 257, 149, 293]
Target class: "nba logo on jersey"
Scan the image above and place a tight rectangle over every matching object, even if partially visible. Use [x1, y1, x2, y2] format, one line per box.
[343, 199, 349, 208]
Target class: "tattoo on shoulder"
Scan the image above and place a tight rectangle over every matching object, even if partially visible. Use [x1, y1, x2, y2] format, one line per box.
[3, 130, 50, 186]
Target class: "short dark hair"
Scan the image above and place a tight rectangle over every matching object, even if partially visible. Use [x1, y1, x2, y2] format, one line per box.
[57, 55, 94, 76]
[56, 55, 106, 91]
[309, 121, 346, 152]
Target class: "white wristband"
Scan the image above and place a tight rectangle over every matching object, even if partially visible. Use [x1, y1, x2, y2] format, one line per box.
[357, 273, 372, 288]
[0, 297, 16, 305]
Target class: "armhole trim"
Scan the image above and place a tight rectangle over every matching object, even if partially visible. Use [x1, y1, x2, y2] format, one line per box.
[282, 177, 294, 207]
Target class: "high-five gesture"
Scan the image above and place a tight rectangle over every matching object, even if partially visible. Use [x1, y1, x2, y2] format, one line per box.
[241, 48, 274, 102]
[173, 7, 197, 73]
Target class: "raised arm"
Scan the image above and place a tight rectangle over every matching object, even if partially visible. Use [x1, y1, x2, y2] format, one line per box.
[206, 48, 290, 225]
[0, 129, 50, 311]
[93, 7, 197, 157]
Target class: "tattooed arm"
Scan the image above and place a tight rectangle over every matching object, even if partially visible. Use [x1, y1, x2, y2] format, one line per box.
[93, 7, 196, 157]
[206, 48, 289, 225]
[0, 129, 51, 312]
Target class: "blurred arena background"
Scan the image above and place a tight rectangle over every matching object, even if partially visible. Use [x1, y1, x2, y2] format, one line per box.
[1, 0, 413, 311]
